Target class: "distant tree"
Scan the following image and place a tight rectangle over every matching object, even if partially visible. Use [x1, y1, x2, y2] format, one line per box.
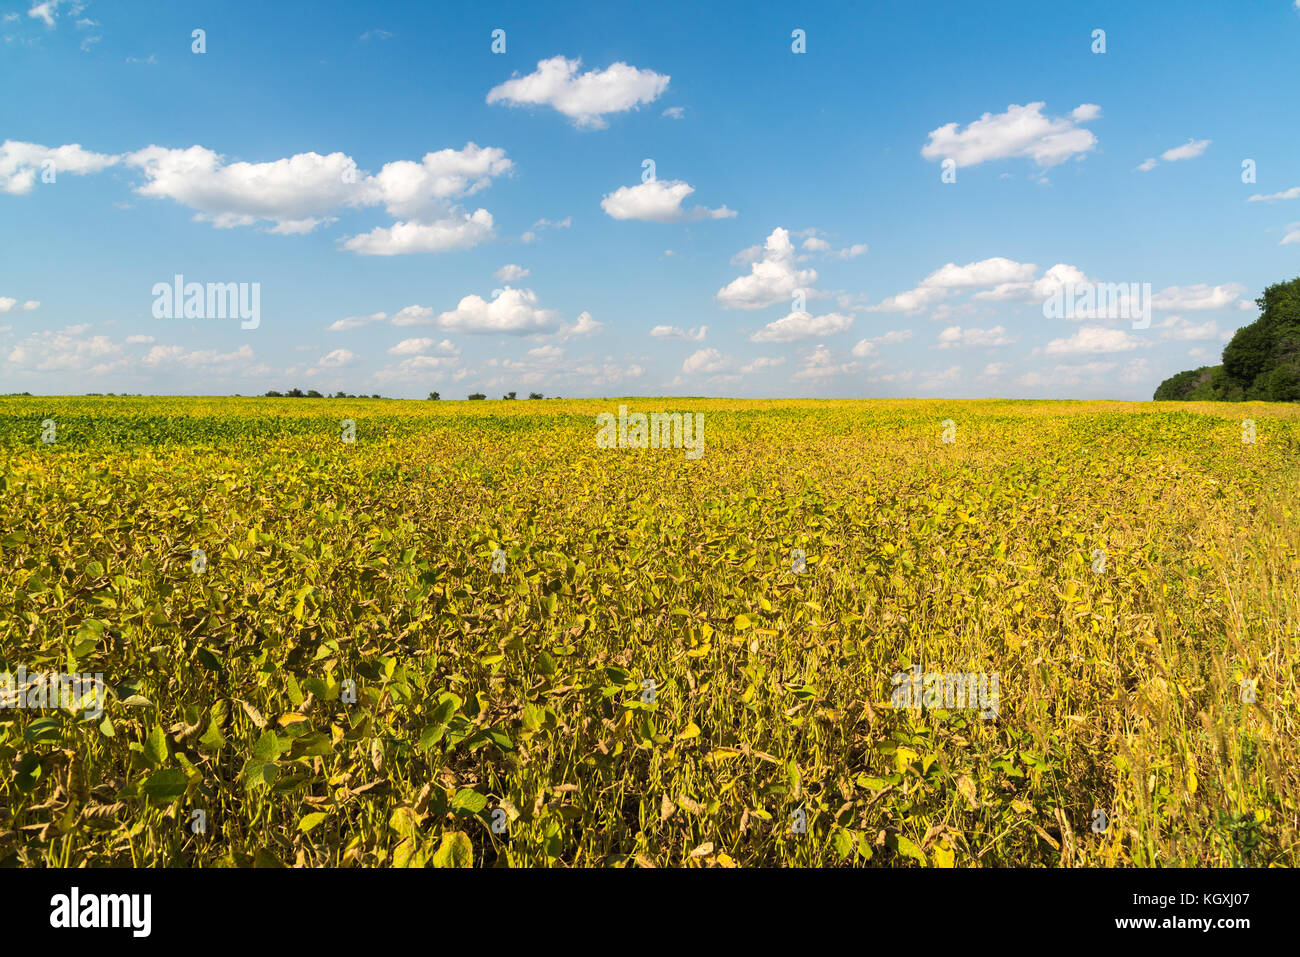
[528, 392, 544, 399]
[467, 393, 486, 400]
[504, 391, 517, 400]
[265, 390, 283, 397]
[334, 390, 348, 398]
[428, 391, 440, 400]
[287, 388, 305, 398]
[306, 389, 324, 398]
[370, 393, 381, 399]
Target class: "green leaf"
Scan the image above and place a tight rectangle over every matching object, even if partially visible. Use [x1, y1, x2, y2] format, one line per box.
[450, 788, 488, 814]
[143, 725, 169, 768]
[431, 831, 474, 868]
[299, 812, 327, 833]
[141, 768, 188, 804]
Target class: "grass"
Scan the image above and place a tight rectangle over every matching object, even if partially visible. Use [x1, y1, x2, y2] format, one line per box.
[0, 395, 1297, 867]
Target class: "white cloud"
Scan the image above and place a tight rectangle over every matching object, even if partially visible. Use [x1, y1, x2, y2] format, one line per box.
[390, 305, 435, 327]
[749, 310, 853, 342]
[1137, 138, 1211, 172]
[1161, 138, 1211, 162]
[388, 337, 458, 356]
[123, 142, 509, 254]
[921, 102, 1100, 169]
[27, 1, 67, 28]
[740, 356, 785, 374]
[0, 298, 41, 313]
[936, 325, 1015, 348]
[0, 140, 119, 194]
[487, 56, 669, 129]
[851, 329, 912, 357]
[432, 287, 562, 336]
[7, 324, 125, 373]
[972, 263, 1090, 302]
[521, 216, 571, 243]
[835, 243, 869, 259]
[1247, 186, 1300, 203]
[339, 209, 495, 255]
[306, 348, 358, 374]
[126, 145, 361, 230]
[600, 178, 734, 222]
[360, 143, 512, 219]
[980, 362, 1009, 379]
[662, 106, 685, 120]
[870, 257, 1036, 313]
[1282, 223, 1300, 245]
[142, 343, 260, 373]
[802, 237, 830, 252]
[328, 311, 387, 332]
[682, 347, 730, 374]
[1157, 316, 1221, 341]
[716, 227, 818, 310]
[557, 311, 602, 340]
[791, 344, 859, 380]
[1152, 283, 1245, 311]
[495, 264, 530, 281]
[1043, 326, 1141, 355]
[650, 324, 707, 341]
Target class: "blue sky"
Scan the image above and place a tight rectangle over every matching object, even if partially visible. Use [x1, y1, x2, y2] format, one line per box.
[2, 0, 1299, 399]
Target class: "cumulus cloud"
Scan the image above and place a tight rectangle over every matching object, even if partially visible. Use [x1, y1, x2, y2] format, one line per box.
[869, 257, 1036, 313]
[430, 287, 564, 336]
[328, 311, 387, 332]
[359, 143, 512, 219]
[557, 311, 602, 340]
[1157, 316, 1224, 341]
[1282, 223, 1300, 245]
[0, 140, 119, 194]
[740, 356, 785, 374]
[600, 179, 735, 222]
[1136, 138, 1211, 172]
[144, 343, 260, 373]
[1246, 186, 1300, 203]
[1042, 326, 1141, 355]
[749, 310, 853, 342]
[339, 209, 495, 255]
[971, 263, 1090, 303]
[650, 324, 707, 341]
[487, 56, 669, 129]
[7, 324, 125, 373]
[921, 102, 1101, 169]
[936, 325, 1015, 348]
[0, 297, 41, 313]
[387, 337, 458, 356]
[791, 344, 859, 381]
[716, 227, 818, 310]
[1152, 283, 1245, 311]
[681, 347, 730, 375]
[851, 329, 912, 357]
[495, 264, 530, 281]
[120, 141, 509, 254]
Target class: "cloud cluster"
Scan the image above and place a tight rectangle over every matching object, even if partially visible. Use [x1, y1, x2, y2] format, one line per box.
[717, 228, 818, 310]
[119, 141, 512, 254]
[601, 179, 735, 222]
[921, 102, 1101, 169]
[487, 56, 669, 129]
